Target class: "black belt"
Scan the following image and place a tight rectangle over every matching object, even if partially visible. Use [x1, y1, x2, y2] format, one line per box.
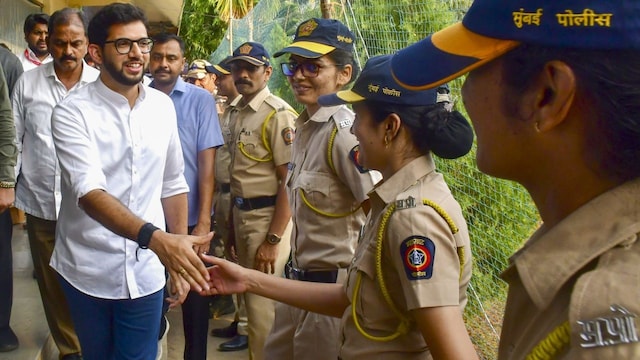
[285, 262, 339, 283]
[218, 183, 231, 193]
[233, 195, 277, 211]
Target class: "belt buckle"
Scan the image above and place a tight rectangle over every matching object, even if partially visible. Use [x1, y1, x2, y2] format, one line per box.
[285, 262, 303, 280]
[234, 197, 244, 208]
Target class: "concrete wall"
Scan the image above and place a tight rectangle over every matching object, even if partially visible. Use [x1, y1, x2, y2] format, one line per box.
[0, 0, 42, 54]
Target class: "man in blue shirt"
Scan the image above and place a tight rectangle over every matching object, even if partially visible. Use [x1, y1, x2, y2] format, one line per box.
[149, 33, 223, 360]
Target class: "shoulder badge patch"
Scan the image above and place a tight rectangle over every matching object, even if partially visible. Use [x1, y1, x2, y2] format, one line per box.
[281, 127, 294, 145]
[338, 119, 353, 129]
[578, 304, 639, 348]
[349, 145, 369, 173]
[400, 236, 435, 280]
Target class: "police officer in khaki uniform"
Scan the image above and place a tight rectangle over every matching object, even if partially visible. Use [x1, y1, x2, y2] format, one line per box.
[200, 55, 478, 359]
[263, 18, 380, 359]
[225, 42, 296, 360]
[209, 58, 249, 352]
[390, 0, 640, 358]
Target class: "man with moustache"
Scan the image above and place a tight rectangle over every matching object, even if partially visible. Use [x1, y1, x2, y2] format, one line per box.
[149, 32, 223, 360]
[19, 13, 53, 72]
[186, 59, 226, 116]
[185, 59, 217, 94]
[12, 8, 97, 360]
[226, 42, 296, 360]
[208, 57, 250, 352]
[49, 4, 212, 358]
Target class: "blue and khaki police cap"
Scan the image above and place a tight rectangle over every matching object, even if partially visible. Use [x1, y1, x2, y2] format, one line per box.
[318, 54, 438, 107]
[273, 18, 355, 58]
[212, 56, 232, 76]
[186, 59, 215, 79]
[391, 0, 640, 91]
[228, 42, 270, 66]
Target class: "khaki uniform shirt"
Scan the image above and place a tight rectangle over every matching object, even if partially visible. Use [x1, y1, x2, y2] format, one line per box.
[229, 86, 296, 198]
[340, 155, 472, 359]
[286, 105, 380, 270]
[215, 95, 242, 185]
[213, 95, 242, 256]
[499, 178, 640, 359]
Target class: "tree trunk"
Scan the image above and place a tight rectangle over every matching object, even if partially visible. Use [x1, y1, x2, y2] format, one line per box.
[320, 0, 333, 19]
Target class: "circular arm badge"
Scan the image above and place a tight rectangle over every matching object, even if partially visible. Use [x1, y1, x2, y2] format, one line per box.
[400, 235, 435, 280]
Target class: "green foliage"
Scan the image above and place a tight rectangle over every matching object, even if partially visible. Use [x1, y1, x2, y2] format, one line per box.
[179, 0, 228, 61]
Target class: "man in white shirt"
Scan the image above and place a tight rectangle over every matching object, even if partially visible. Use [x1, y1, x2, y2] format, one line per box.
[50, 4, 212, 359]
[12, 9, 97, 360]
[18, 13, 53, 72]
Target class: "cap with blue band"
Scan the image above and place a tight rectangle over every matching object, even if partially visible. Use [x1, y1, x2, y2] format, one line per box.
[318, 55, 438, 107]
[274, 18, 355, 58]
[391, 0, 640, 91]
[228, 42, 271, 66]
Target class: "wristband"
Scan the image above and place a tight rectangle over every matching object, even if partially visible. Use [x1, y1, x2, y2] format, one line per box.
[137, 222, 160, 249]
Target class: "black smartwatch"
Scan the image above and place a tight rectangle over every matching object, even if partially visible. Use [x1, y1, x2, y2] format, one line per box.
[137, 222, 160, 249]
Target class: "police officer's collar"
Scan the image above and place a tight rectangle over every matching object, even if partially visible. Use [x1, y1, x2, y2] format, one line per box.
[238, 86, 270, 112]
[506, 178, 640, 309]
[370, 155, 436, 205]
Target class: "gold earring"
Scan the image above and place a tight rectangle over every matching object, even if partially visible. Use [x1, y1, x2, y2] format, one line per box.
[384, 135, 390, 148]
[535, 121, 541, 132]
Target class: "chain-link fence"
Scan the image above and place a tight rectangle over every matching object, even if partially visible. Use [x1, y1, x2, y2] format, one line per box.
[210, 1, 541, 358]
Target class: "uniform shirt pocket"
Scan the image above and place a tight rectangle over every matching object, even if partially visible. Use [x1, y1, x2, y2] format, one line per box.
[295, 170, 355, 215]
[238, 129, 269, 159]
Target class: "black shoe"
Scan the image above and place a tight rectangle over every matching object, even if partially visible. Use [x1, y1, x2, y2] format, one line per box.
[209, 295, 235, 318]
[61, 353, 83, 360]
[217, 335, 248, 352]
[0, 327, 18, 352]
[210, 320, 237, 338]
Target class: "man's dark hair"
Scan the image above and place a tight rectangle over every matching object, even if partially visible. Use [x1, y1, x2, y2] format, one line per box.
[88, 3, 148, 47]
[23, 13, 49, 35]
[48, 8, 88, 37]
[152, 33, 185, 56]
[501, 44, 640, 182]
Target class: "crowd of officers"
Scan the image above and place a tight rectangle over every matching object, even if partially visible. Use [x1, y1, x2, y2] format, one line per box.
[1, 1, 640, 360]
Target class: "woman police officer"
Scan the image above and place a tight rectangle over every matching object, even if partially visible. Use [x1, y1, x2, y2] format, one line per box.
[263, 18, 380, 359]
[200, 54, 479, 359]
[390, 0, 640, 358]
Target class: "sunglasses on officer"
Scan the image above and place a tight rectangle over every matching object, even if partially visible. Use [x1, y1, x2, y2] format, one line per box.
[281, 60, 343, 78]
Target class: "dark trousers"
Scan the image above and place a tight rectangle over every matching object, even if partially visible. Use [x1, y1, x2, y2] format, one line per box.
[0, 210, 13, 331]
[59, 276, 163, 360]
[182, 290, 211, 360]
[181, 224, 212, 360]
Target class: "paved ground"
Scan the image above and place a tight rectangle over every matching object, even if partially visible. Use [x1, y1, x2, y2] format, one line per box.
[0, 224, 248, 360]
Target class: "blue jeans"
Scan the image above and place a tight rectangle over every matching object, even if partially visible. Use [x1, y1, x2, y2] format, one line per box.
[59, 275, 163, 360]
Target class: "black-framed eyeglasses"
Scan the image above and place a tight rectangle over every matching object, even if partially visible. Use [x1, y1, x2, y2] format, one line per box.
[281, 61, 342, 78]
[104, 38, 154, 55]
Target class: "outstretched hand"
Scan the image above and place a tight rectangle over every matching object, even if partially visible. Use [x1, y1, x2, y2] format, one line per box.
[198, 254, 248, 297]
[150, 231, 213, 295]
